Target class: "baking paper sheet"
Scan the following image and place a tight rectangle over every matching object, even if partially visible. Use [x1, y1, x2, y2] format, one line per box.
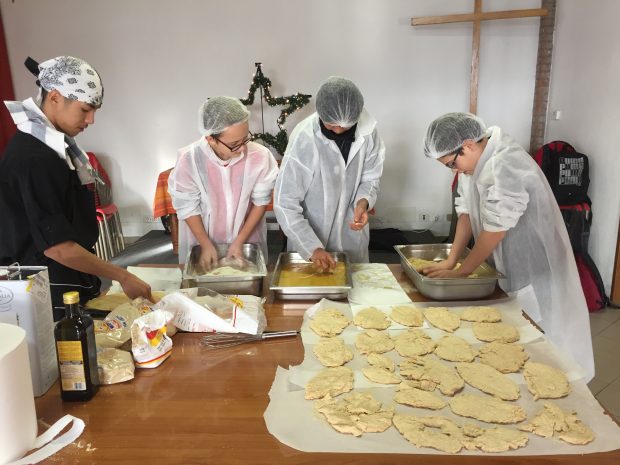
[348, 263, 412, 305]
[108, 266, 182, 292]
[265, 366, 620, 455]
[265, 296, 620, 456]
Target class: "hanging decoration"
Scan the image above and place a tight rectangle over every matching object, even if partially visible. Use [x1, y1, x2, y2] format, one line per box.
[240, 62, 311, 156]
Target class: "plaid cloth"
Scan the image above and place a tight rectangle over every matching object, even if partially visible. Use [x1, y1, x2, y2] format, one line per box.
[153, 168, 176, 218]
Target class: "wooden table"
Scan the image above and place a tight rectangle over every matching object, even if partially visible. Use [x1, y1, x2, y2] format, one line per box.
[35, 265, 619, 464]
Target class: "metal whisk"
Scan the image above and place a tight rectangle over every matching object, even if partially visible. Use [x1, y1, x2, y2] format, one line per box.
[202, 330, 300, 349]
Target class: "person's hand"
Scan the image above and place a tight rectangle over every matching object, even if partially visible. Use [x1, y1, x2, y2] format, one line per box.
[350, 199, 369, 231]
[226, 242, 244, 260]
[420, 259, 457, 277]
[119, 272, 153, 302]
[310, 248, 337, 272]
[199, 243, 219, 272]
[422, 259, 469, 279]
[423, 268, 469, 279]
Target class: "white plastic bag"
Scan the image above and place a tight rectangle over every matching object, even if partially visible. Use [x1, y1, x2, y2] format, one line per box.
[154, 290, 266, 334]
[130, 310, 174, 368]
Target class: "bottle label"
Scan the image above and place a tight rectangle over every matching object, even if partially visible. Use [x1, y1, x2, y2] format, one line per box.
[57, 341, 87, 391]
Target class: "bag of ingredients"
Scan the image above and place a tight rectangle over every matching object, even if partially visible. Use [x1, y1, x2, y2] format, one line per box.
[97, 348, 135, 384]
[95, 297, 176, 349]
[95, 303, 141, 349]
[130, 310, 174, 368]
[154, 290, 266, 334]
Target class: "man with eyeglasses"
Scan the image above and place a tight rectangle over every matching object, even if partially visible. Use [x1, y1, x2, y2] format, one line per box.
[420, 112, 594, 383]
[168, 96, 278, 269]
[274, 77, 385, 270]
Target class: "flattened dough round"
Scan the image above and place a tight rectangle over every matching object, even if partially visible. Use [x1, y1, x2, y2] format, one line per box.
[354, 307, 391, 330]
[424, 307, 461, 332]
[473, 322, 519, 343]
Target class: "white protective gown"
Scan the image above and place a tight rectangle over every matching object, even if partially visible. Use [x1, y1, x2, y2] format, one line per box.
[168, 138, 278, 263]
[273, 110, 385, 263]
[455, 126, 594, 381]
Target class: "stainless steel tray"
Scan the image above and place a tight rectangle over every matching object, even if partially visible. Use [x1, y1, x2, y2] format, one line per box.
[183, 243, 266, 297]
[270, 252, 352, 301]
[394, 244, 505, 301]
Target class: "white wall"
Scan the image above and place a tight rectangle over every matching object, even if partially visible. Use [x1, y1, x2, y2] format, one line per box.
[545, 0, 620, 293]
[1, 0, 540, 237]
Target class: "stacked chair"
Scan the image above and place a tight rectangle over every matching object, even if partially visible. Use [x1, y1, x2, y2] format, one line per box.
[87, 152, 126, 260]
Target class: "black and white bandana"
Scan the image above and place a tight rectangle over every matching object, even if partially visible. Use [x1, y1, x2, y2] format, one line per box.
[36, 56, 104, 107]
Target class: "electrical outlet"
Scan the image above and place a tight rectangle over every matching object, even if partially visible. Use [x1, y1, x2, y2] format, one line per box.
[419, 212, 430, 222]
[143, 215, 160, 223]
[434, 215, 440, 222]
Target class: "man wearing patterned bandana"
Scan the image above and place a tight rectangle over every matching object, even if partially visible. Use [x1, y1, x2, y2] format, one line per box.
[0, 56, 152, 320]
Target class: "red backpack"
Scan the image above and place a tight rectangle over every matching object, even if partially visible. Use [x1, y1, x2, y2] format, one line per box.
[535, 141, 608, 311]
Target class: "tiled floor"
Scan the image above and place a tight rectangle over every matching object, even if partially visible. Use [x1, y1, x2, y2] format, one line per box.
[589, 306, 620, 420]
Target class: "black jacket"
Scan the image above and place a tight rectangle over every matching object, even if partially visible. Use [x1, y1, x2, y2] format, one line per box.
[0, 130, 101, 319]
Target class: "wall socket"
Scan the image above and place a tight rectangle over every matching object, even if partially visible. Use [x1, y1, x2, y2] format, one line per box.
[419, 213, 441, 223]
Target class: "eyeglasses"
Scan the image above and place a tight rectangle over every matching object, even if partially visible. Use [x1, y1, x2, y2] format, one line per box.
[444, 148, 462, 169]
[213, 131, 253, 152]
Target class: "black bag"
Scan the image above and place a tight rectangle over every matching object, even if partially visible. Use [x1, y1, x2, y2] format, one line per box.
[534, 140, 590, 205]
[560, 204, 591, 253]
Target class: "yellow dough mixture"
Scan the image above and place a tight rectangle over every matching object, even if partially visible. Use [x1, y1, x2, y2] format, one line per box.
[277, 262, 346, 287]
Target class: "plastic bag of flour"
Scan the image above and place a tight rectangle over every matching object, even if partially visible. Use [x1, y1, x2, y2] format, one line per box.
[130, 310, 174, 368]
[95, 303, 141, 349]
[95, 297, 177, 350]
[153, 290, 266, 334]
[97, 348, 135, 384]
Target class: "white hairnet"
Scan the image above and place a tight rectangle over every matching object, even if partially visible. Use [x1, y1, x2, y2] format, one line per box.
[315, 76, 364, 128]
[198, 96, 250, 136]
[423, 112, 488, 159]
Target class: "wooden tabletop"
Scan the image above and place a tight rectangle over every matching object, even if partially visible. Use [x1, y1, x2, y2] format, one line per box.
[35, 265, 619, 464]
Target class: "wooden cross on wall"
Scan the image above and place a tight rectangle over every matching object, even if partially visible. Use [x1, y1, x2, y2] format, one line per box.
[412, 0, 548, 114]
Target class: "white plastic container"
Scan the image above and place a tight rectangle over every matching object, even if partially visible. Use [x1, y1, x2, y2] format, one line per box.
[0, 266, 58, 396]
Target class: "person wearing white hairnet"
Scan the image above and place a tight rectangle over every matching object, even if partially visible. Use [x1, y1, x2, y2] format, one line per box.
[168, 96, 278, 269]
[422, 112, 594, 382]
[274, 77, 385, 270]
[0, 56, 152, 320]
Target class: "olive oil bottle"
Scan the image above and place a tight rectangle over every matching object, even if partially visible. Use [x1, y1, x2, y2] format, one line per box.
[54, 291, 99, 401]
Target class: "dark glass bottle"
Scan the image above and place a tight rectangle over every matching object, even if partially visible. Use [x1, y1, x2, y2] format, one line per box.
[54, 291, 99, 401]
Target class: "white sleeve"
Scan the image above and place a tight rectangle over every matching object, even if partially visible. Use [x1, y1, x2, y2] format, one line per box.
[251, 151, 279, 206]
[168, 151, 202, 221]
[481, 157, 530, 232]
[273, 135, 324, 260]
[454, 173, 470, 217]
[354, 128, 385, 209]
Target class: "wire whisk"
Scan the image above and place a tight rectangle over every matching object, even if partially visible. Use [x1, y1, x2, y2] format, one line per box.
[202, 330, 300, 349]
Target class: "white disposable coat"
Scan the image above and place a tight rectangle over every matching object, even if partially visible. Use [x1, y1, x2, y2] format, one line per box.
[274, 110, 385, 263]
[455, 126, 594, 381]
[168, 138, 278, 263]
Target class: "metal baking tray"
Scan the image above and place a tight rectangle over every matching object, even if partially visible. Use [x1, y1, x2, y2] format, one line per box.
[394, 244, 505, 300]
[270, 252, 353, 301]
[183, 243, 267, 297]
